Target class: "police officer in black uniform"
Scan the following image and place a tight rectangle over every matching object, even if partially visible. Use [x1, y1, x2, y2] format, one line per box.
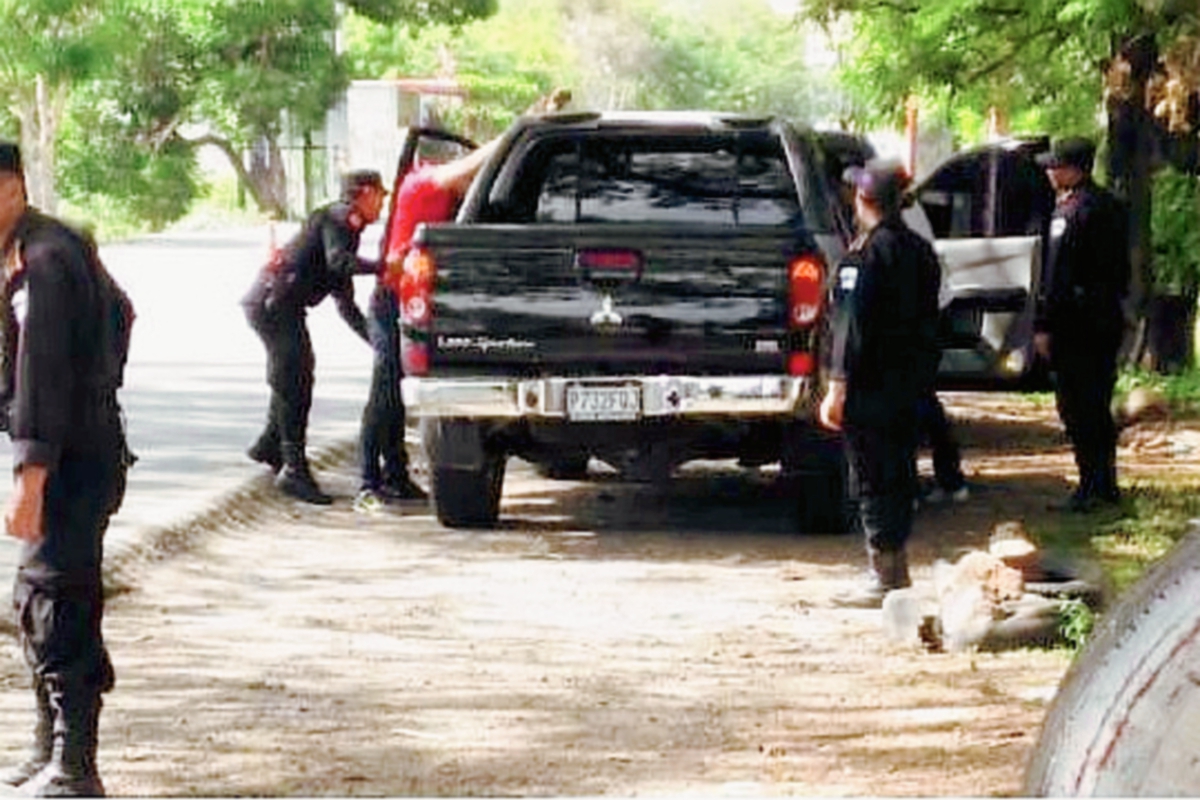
[0, 141, 135, 797]
[820, 160, 941, 606]
[1034, 137, 1130, 512]
[243, 171, 384, 504]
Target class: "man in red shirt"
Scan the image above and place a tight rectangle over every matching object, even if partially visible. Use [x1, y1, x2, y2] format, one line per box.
[357, 89, 571, 509]
[356, 141, 499, 506]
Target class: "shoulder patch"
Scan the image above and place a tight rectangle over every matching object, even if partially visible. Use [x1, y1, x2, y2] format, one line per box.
[838, 265, 859, 292]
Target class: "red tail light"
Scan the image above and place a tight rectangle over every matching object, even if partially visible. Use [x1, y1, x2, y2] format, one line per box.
[786, 254, 823, 377]
[788, 255, 824, 328]
[400, 246, 436, 376]
[787, 352, 815, 377]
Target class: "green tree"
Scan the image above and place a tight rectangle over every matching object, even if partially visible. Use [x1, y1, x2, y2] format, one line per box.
[799, 0, 1200, 370]
[0, 0, 124, 212]
[344, 0, 837, 140]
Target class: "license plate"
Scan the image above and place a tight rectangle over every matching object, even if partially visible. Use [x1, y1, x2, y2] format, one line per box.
[566, 384, 641, 421]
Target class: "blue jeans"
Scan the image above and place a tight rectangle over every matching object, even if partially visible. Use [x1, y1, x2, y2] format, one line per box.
[359, 285, 407, 489]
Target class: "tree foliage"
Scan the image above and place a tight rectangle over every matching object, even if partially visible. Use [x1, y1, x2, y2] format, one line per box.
[344, 0, 837, 140]
[0, 0, 124, 211]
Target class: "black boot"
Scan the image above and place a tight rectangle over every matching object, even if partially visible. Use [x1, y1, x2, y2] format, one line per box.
[1, 679, 53, 787]
[247, 433, 283, 473]
[380, 472, 428, 502]
[835, 548, 911, 609]
[276, 443, 333, 505]
[26, 688, 104, 798]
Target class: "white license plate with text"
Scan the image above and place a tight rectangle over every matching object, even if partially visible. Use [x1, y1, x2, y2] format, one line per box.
[566, 384, 641, 421]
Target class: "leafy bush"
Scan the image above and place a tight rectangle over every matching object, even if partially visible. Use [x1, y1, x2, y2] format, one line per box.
[1151, 166, 1200, 296]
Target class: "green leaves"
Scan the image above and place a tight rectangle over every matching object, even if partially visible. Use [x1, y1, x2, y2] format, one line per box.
[800, 0, 1122, 138]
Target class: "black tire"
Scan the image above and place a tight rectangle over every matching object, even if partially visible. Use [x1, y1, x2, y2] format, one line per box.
[533, 453, 590, 480]
[431, 453, 507, 529]
[782, 424, 849, 535]
[1024, 527, 1200, 796]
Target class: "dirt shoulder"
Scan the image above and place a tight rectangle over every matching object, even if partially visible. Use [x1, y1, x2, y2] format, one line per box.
[2, 392, 1198, 796]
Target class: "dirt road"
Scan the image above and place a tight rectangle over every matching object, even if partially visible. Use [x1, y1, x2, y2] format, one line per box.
[1, 393, 1195, 796]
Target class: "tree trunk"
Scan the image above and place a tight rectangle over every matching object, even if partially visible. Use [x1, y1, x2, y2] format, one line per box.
[11, 74, 67, 215]
[1144, 289, 1197, 373]
[1106, 34, 1157, 368]
[190, 133, 287, 219]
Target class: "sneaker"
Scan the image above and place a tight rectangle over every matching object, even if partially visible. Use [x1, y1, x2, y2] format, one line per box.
[950, 485, 970, 503]
[354, 488, 384, 514]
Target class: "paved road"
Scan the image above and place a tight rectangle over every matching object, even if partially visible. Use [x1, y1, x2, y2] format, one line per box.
[0, 223, 379, 570]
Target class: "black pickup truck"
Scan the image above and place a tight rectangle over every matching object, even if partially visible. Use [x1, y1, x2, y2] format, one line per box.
[389, 111, 856, 530]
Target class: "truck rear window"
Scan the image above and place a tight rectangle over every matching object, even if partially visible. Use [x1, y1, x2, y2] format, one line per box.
[493, 133, 802, 227]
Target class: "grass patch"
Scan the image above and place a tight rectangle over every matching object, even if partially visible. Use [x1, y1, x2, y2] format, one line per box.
[1116, 368, 1200, 417]
[1029, 480, 1200, 595]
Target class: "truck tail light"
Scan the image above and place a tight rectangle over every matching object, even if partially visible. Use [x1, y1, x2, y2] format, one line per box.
[786, 254, 823, 377]
[400, 246, 437, 376]
[787, 352, 815, 377]
[788, 255, 824, 329]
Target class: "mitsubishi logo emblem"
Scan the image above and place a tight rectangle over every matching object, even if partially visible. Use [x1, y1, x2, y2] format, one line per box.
[590, 294, 623, 327]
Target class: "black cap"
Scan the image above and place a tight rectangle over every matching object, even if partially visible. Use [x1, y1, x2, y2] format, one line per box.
[843, 159, 909, 212]
[1036, 137, 1095, 172]
[340, 169, 387, 199]
[0, 141, 22, 175]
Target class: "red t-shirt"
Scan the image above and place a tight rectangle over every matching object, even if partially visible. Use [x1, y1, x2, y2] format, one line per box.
[381, 167, 459, 295]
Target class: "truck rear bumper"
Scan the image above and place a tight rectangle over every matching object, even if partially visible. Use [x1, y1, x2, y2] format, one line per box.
[403, 375, 812, 420]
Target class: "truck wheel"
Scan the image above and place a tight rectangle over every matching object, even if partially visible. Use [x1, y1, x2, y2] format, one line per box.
[1024, 527, 1200, 796]
[534, 453, 590, 480]
[431, 452, 507, 529]
[782, 425, 849, 535]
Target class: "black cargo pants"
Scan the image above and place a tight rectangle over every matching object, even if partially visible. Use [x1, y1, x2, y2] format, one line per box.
[844, 410, 919, 554]
[359, 285, 408, 490]
[1053, 332, 1120, 499]
[247, 304, 316, 451]
[13, 452, 124, 699]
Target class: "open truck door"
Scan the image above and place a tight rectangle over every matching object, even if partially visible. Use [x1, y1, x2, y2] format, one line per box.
[915, 138, 1055, 389]
[379, 127, 478, 267]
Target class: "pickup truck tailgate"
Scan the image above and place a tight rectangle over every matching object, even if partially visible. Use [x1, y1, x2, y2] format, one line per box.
[418, 223, 816, 377]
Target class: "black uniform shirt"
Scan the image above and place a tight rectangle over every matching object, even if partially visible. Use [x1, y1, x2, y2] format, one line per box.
[1035, 179, 1130, 340]
[1, 209, 125, 472]
[829, 215, 941, 425]
[250, 201, 371, 339]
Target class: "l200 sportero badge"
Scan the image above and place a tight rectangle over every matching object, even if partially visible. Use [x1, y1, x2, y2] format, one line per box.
[437, 335, 537, 353]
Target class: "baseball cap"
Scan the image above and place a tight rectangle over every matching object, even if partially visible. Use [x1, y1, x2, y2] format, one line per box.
[1036, 137, 1095, 172]
[843, 159, 909, 211]
[340, 169, 387, 198]
[0, 141, 22, 175]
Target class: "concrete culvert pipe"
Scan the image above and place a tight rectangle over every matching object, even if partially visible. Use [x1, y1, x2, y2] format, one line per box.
[1024, 524, 1200, 795]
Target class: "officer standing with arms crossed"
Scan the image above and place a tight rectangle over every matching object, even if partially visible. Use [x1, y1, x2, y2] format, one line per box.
[244, 171, 385, 504]
[1034, 137, 1130, 512]
[820, 160, 942, 606]
[0, 142, 135, 796]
